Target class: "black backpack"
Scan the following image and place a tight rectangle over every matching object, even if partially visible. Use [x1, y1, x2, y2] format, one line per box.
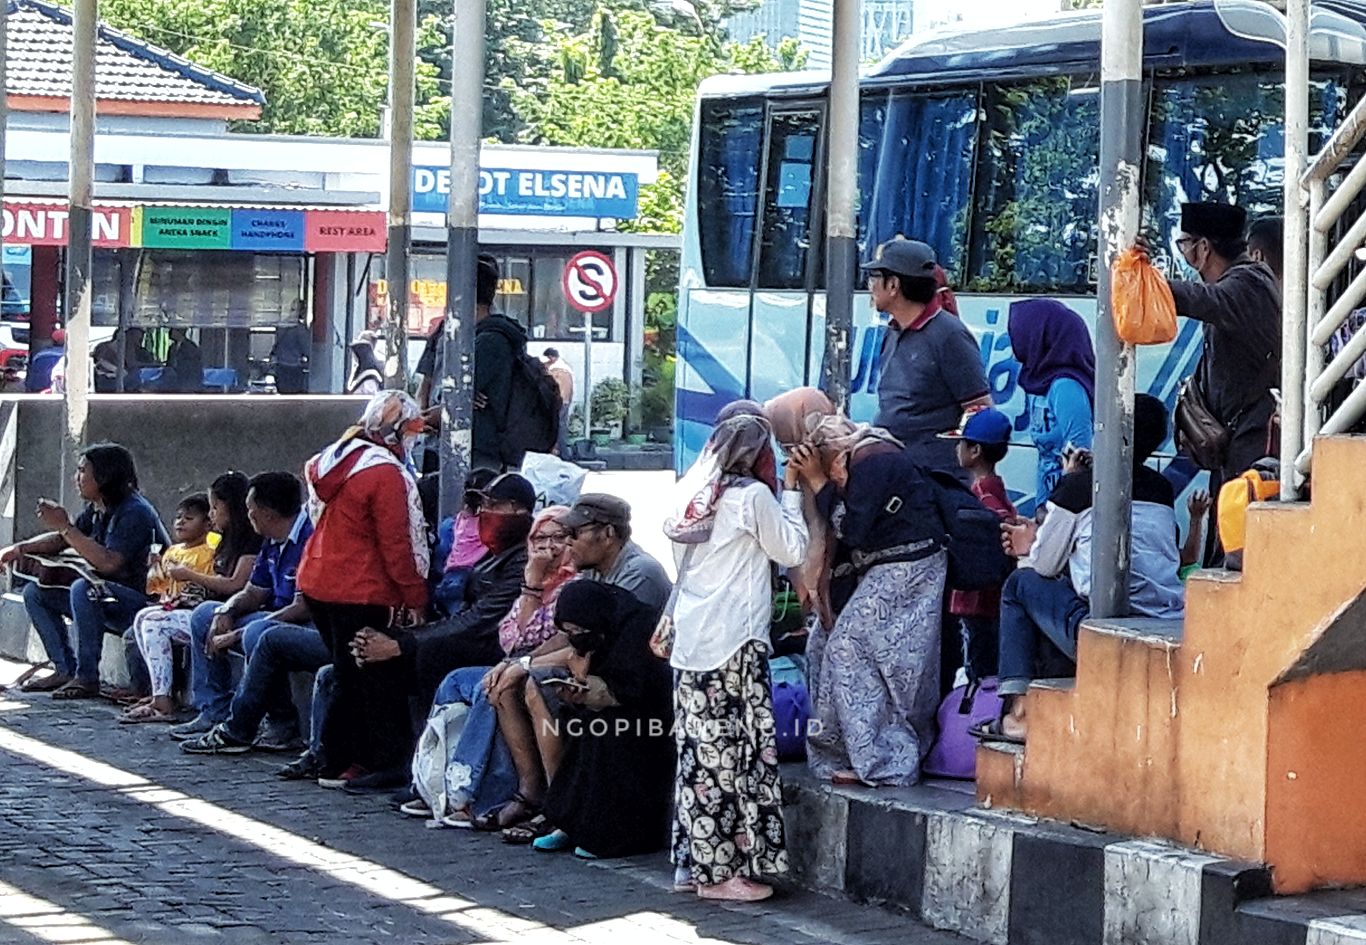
[926, 469, 1015, 592]
[501, 350, 562, 465]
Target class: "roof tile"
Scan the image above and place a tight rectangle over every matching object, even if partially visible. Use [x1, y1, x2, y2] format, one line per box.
[5, 1, 264, 108]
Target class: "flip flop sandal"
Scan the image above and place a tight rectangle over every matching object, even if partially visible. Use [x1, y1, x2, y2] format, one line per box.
[21, 673, 71, 693]
[473, 792, 539, 832]
[51, 682, 100, 700]
[440, 810, 474, 829]
[12, 664, 49, 690]
[531, 829, 572, 852]
[118, 704, 178, 724]
[502, 814, 553, 845]
[101, 685, 143, 706]
[969, 718, 1025, 745]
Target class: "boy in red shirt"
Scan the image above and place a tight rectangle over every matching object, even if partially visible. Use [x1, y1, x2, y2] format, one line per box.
[939, 408, 1017, 683]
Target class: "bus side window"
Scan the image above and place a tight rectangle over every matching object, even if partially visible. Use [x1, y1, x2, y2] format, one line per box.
[697, 101, 764, 289]
[758, 109, 821, 290]
[967, 77, 1101, 294]
[857, 91, 978, 282]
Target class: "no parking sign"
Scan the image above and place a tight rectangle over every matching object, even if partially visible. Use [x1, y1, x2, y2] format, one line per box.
[561, 251, 618, 313]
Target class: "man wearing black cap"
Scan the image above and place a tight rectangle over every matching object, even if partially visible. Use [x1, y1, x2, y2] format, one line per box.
[863, 238, 991, 476]
[1167, 201, 1280, 562]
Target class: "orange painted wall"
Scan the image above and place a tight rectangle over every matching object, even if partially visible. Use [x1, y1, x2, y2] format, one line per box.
[1265, 671, 1366, 893]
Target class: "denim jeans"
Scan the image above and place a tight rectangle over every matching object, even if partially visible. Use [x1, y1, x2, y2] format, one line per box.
[997, 569, 1090, 697]
[223, 622, 328, 744]
[187, 600, 274, 722]
[309, 664, 336, 761]
[433, 665, 517, 818]
[24, 579, 147, 684]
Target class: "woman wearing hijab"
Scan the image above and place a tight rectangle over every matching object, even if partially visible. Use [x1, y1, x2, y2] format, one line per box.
[346, 332, 383, 395]
[532, 581, 674, 859]
[298, 390, 430, 791]
[406, 506, 576, 825]
[786, 414, 948, 787]
[665, 405, 808, 902]
[1007, 299, 1096, 502]
[765, 387, 837, 629]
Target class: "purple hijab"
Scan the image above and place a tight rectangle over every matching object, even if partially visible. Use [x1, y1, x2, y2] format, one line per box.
[1007, 299, 1096, 404]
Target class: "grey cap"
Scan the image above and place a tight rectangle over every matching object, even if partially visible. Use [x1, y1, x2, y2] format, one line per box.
[558, 493, 631, 530]
[860, 238, 937, 279]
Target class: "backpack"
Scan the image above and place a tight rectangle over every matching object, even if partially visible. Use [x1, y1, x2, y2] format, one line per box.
[927, 469, 1014, 592]
[501, 351, 562, 465]
[922, 678, 1003, 780]
[769, 656, 809, 761]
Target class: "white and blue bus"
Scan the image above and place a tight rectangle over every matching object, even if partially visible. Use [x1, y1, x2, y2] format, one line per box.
[675, 0, 1366, 510]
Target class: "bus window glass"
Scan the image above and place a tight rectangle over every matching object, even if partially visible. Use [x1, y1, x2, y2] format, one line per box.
[1145, 71, 1345, 272]
[968, 77, 1101, 293]
[697, 101, 764, 288]
[758, 109, 821, 289]
[860, 91, 978, 278]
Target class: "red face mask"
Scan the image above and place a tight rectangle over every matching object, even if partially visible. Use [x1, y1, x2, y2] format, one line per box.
[478, 509, 532, 554]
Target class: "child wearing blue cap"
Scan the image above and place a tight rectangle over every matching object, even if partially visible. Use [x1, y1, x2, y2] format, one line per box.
[938, 407, 1017, 682]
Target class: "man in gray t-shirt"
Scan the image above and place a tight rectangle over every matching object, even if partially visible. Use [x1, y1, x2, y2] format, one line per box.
[560, 495, 671, 616]
[862, 238, 990, 474]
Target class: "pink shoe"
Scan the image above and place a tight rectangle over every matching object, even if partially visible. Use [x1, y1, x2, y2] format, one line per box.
[696, 877, 773, 902]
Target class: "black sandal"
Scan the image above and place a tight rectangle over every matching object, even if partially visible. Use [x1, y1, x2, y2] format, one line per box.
[473, 792, 539, 832]
[51, 681, 101, 701]
[969, 718, 1025, 745]
[502, 814, 553, 845]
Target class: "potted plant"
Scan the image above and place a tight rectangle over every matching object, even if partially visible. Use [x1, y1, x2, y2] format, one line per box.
[590, 377, 629, 440]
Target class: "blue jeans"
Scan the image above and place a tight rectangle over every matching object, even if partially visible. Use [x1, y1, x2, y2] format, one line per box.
[187, 600, 274, 722]
[24, 579, 148, 684]
[997, 569, 1089, 698]
[222, 623, 328, 744]
[433, 665, 517, 818]
[309, 664, 336, 761]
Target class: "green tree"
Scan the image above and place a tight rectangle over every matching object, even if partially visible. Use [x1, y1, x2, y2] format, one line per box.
[510, 5, 805, 232]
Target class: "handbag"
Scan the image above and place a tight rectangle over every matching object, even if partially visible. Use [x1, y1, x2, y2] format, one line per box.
[649, 546, 696, 660]
[1175, 374, 1231, 471]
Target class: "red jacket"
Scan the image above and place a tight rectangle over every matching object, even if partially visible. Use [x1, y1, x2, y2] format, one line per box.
[297, 442, 429, 611]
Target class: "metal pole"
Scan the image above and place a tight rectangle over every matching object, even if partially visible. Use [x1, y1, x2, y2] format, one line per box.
[582, 308, 594, 435]
[1280, 0, 1310, 497]
[1090, 0, 1143, 619]
[437, 0, 484, 520]
[383, 0, 416, 391]
[62, 0, 96, 500]
[820, 0, 859, 413]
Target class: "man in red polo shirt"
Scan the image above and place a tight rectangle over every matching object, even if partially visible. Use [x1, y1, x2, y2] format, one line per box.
[863, 238, 991, 477]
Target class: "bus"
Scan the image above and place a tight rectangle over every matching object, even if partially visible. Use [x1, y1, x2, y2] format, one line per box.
[674, 0, 1366, 510]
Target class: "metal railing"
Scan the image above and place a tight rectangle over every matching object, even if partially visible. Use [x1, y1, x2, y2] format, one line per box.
[1289, 88, 1366, 477]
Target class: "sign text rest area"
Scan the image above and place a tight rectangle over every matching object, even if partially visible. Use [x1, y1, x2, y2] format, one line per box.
[1, 202, 387, 253]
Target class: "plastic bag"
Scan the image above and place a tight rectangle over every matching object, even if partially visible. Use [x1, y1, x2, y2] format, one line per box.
[519, 451, 587, 511]
[412, 701, 469, 822]
[1111, 248, 1178, 345]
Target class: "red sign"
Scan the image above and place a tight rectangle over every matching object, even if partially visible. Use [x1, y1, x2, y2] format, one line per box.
[561, 250, 617, 313]
[2, 203, 132, 247]
[304, 210, 387, 253]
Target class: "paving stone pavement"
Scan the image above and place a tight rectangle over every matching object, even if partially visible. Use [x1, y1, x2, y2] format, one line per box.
[0, 692, 965, 945]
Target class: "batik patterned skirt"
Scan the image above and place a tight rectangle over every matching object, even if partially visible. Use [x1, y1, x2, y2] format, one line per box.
[671, 640, 787, 886]
[806, 551, 947, 786]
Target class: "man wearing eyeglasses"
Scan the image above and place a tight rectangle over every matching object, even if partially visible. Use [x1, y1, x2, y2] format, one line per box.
[1166, 201, 1281, 563]
[863, 238, 991, 479]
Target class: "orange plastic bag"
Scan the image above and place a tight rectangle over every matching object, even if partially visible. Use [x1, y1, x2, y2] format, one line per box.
[1111, 247, 1178, 345]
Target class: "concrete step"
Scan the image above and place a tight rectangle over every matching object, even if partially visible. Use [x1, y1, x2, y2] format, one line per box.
[782, 765, 1366, 945]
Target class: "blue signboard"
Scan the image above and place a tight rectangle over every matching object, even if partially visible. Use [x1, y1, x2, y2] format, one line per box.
[412, 166, 639, 218]
[230, 208, 305, 252]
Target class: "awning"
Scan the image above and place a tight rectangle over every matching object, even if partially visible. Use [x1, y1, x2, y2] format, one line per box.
[0, 197, 386, 253]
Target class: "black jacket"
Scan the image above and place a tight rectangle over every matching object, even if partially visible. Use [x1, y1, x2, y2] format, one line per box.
[473, 314, 527, 468]
[400, 544, 528, 707]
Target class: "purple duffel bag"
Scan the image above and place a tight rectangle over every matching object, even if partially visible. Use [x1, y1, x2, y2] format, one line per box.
[922, 678, 1003, 780]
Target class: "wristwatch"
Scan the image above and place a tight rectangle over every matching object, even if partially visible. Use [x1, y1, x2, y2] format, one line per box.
[519, 655, 533, 672]
[214, 605, 232, 618]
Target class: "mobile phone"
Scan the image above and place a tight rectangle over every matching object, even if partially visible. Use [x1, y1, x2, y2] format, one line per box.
[544, 677, 589, 691]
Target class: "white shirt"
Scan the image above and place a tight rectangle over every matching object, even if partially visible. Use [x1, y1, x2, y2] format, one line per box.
[670, 484, 809, 672]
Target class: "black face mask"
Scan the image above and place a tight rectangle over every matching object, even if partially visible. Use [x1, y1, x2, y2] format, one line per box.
[566, 630, 605, 656]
